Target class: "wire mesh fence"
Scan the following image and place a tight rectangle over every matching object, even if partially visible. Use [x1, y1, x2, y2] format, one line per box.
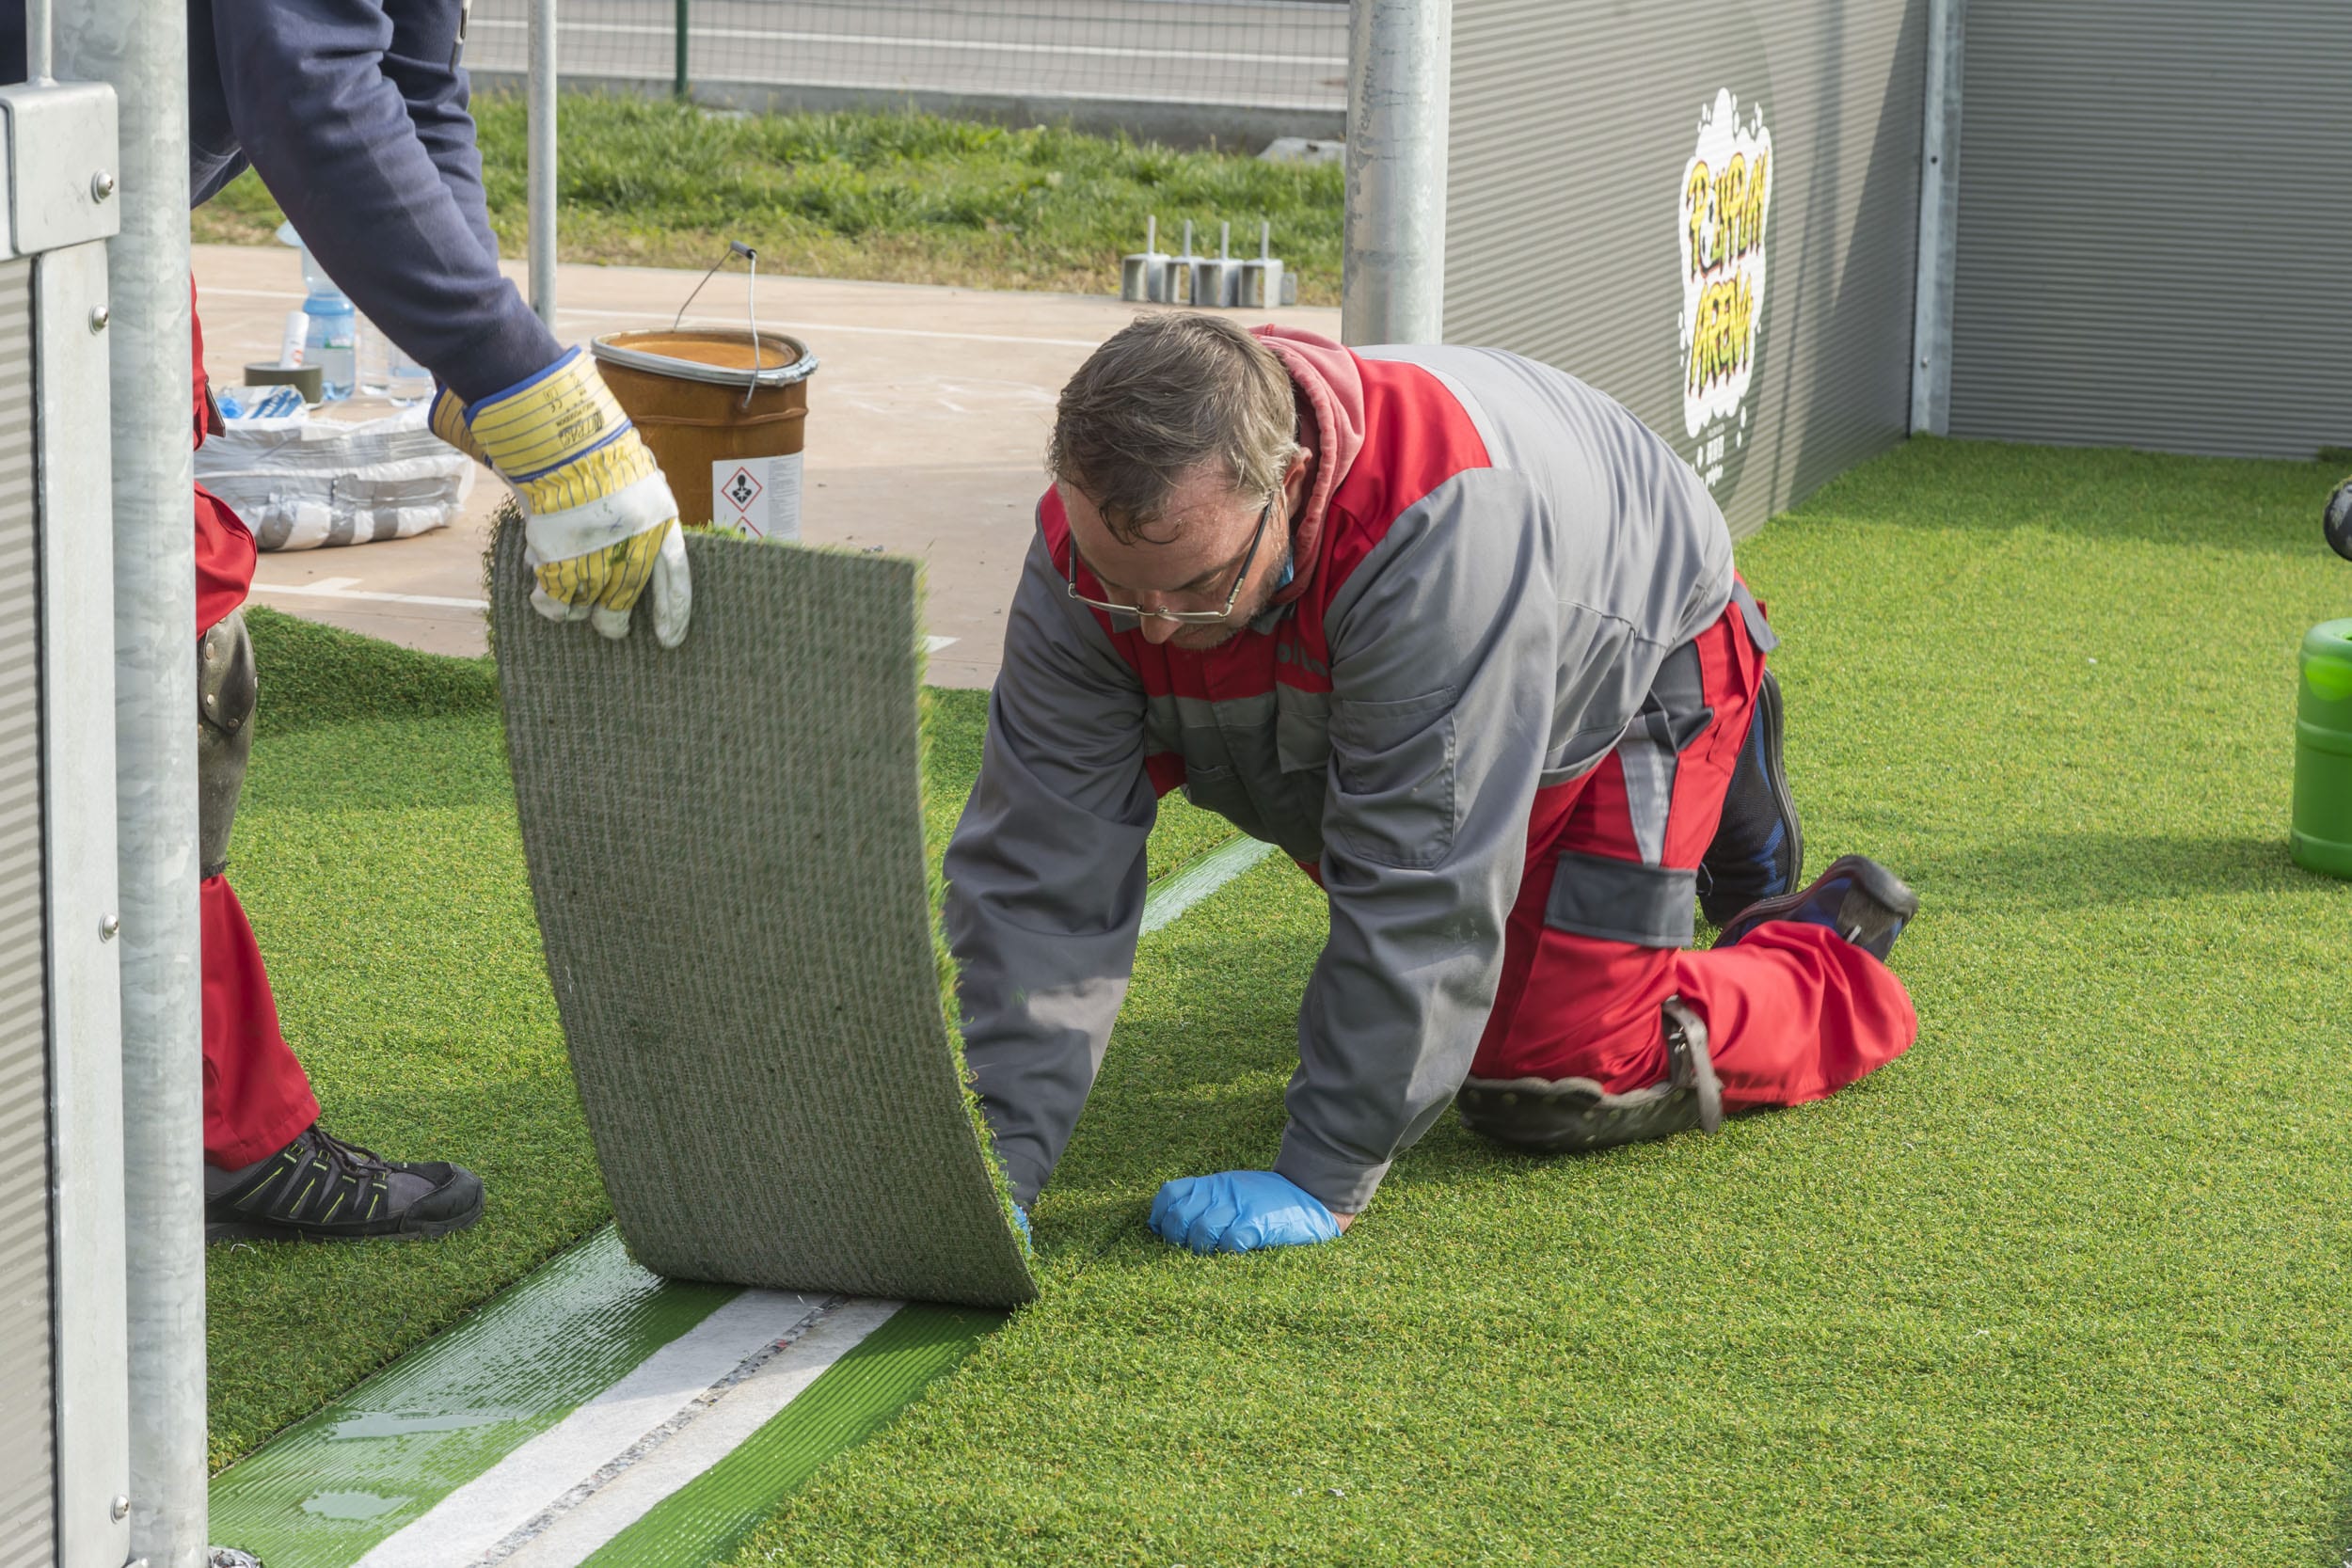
[463, 0, 1348, 126]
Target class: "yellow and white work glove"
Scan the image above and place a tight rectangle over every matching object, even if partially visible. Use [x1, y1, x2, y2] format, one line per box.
[436, 349, 691, 647]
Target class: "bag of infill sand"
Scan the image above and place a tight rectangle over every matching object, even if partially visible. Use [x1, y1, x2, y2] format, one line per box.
[194, 399, 475, 551]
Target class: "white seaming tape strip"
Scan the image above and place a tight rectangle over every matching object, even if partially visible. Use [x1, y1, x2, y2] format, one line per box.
[353, 1289, 837, 1568]
[1139, 835, 1279, 936]
[491, 1300, 907, 1568]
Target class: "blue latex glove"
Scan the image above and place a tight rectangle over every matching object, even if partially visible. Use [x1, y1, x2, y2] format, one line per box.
[1010, 1204, 1032, 1251]
[1148, 1171, 1343, 1255]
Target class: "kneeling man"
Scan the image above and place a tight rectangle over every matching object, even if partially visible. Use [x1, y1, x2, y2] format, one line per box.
[945, 314, 1921, 1254]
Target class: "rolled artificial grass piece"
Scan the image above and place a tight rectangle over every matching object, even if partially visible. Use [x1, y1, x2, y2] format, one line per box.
[492, 523, 1035, 1307]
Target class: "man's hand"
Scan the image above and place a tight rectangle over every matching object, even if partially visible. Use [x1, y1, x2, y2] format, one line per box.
[1148, 1170, 1350, 1254]
[445, 350, 692, 647]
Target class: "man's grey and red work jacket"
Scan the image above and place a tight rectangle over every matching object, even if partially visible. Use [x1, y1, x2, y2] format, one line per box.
[945, 327, 1753, 1216]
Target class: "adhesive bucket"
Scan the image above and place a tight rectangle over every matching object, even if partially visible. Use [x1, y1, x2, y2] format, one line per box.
[2290, 617, 2352, 879]
[591, 329, 818, 539]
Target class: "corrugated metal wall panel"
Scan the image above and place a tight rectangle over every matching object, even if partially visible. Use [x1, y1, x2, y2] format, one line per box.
[1446, 0, 1929, 536]
[0, 256, 55, 1560]
[1948, 1, 2352, 458]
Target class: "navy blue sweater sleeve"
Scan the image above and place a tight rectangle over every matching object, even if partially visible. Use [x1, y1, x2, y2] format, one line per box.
[199, 0, 560, 399]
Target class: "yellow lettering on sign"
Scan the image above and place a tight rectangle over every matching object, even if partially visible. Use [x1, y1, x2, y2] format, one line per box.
[1743, 150, 1769, 255]
[1687, 275, 1756, 396]
[1679, 98, 1772, 433]
[1720, 153, 1747, 262]
[1686, 163, 1712, 278]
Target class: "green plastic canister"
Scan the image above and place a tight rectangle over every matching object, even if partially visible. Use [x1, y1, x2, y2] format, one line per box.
[2292, 618, 2352, 879]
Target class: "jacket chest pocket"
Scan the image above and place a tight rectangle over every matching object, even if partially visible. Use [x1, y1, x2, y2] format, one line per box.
[1328, 688, 1458, 869]
[1179, 706, 1331, 863]
[1275, 688, 1333, 776]
[1179, 758, 1253, 821]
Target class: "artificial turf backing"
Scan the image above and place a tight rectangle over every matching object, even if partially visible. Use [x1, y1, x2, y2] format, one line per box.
[209, 609, 1229, 1466]
[718, 439, 2352, 1567]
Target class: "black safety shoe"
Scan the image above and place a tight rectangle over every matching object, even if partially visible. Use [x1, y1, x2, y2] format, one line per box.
[2326, 477, 2352, 561]
[206, 1123, 485, 1243]
[1715, 854, 1919, 962]
[1697, 667, 1804, 927]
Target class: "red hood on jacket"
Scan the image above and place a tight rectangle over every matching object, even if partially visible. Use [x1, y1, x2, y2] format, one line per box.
[1252, 325, 1366, 608]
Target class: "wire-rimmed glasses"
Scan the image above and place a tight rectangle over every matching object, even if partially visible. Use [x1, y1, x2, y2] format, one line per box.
[1064, 492, 1278, 626]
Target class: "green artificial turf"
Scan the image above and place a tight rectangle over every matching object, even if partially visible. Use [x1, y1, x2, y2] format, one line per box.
[717, 439, 2352, 1567]
[192, 94, 1343, 302]
[217, 438, 2352, 1562]
[209, 608, 1232, 1467]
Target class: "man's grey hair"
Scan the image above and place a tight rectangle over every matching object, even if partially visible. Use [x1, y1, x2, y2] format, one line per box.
[1047, 312, 1304, 544]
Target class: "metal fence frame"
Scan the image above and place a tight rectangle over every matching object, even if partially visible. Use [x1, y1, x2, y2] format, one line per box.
[472, 0, 1349, 150]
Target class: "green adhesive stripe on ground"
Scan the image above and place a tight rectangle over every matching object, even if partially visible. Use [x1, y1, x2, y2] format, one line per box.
[577, 1305, 1003, 1568]
[208, 1227, 737, 1568]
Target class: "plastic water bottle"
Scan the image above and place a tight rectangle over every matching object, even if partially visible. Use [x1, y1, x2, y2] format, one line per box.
[280, 221, 355, 401]
[358, 317, 433, 405]
[303, 294, 356, 402]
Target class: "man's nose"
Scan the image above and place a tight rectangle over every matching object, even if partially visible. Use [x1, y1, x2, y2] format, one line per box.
[1137, 612, 1180, 645]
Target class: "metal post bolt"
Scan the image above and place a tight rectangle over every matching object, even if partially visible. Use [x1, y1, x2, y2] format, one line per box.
[111, 1494, 131, 1520]
[101, 912, 120, 940]
[88, 304, 108, 333]
[91, 169, 116, 201]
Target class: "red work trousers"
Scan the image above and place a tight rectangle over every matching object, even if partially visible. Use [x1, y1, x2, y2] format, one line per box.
[202, 874, 321, 1168]
[193, 297, 322, 1169]
[1468, 597, 1918, 1106]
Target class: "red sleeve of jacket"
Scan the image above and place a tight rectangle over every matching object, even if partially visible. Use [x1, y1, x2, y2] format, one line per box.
[192, 287, 256, 637]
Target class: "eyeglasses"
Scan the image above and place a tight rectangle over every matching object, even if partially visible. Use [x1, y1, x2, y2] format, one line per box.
[1065, 492, 1278, 626]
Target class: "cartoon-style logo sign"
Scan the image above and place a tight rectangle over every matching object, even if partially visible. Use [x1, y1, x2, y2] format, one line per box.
[1678, 88, 1773, 491]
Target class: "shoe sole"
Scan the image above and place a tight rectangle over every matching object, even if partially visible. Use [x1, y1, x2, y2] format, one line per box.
[1715, 853, 1919, 951]
[205, 1183, 486, 1245]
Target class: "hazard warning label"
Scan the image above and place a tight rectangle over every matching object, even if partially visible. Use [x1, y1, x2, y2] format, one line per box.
[710, 451, 803, 541]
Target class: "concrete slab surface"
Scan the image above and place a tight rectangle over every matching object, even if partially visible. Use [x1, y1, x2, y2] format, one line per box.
[194, 242, 1338, 687]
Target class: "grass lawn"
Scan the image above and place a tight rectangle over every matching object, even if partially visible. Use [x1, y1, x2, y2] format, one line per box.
[190, 94, 1343, 302]
[218, 438, 2352, 1563]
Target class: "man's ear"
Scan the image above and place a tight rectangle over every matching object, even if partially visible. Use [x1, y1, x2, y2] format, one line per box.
[1283, 447, 1314, 511]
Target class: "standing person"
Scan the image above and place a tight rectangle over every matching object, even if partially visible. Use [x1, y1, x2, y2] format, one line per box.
[946, 314, 1922, 1254]
[7, 0, 691, 1241]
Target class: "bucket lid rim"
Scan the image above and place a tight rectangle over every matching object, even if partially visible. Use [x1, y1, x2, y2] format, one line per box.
[591, 329, 819, 388]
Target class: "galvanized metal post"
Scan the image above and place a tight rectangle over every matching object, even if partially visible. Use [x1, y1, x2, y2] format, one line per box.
[528, 0, 558, 328]
[674, 0, 690, 100]
[1342, 0, 1453, 347]
[23, 0, 49, 81]
[53, 0, 208, 1562]
[1909, 0, 1966, 434]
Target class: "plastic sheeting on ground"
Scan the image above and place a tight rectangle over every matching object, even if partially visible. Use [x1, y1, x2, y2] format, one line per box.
[493, 524, 1036, 1308]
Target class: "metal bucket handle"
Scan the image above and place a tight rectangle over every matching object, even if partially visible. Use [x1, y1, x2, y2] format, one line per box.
[674, 240, 775, 409]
